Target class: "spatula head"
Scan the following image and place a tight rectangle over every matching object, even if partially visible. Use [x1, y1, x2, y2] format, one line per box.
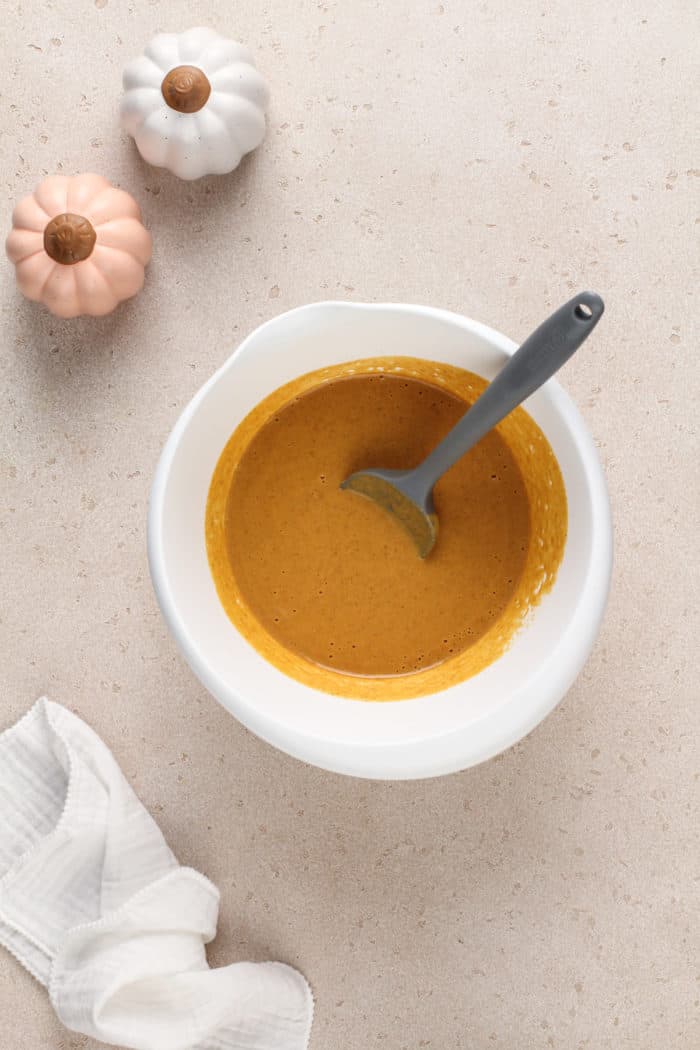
[340, 468, 438, 558]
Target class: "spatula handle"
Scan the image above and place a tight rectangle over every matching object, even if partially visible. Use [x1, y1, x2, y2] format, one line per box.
[414, 291, 605, 489]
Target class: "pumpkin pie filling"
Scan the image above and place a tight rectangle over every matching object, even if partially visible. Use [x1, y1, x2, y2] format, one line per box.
[206, 357, 568, 700]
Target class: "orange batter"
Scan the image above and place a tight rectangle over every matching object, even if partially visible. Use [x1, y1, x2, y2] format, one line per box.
[206, 358, 567, 700]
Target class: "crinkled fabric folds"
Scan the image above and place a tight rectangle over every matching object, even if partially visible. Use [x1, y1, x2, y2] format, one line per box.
[0, 698, 313, 1050]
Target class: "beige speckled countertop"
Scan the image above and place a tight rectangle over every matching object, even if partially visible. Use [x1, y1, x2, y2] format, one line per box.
[1, 2, 698, 1048]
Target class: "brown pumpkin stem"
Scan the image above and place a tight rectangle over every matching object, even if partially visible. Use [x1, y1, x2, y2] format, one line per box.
[161, 65, 211, 113]
[43, 213, 96, 265]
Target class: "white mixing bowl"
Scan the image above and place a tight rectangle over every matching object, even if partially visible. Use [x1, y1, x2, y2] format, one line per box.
[148, 302, 612, 779]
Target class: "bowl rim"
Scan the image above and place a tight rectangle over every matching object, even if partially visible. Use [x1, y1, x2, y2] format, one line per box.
[148, 300, 613, 779]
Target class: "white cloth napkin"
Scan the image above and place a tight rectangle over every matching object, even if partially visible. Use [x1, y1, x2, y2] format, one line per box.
[0, 698, 313, 1050]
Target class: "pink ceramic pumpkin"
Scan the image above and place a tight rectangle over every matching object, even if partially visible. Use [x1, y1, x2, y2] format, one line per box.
[5, 173, 152, 318]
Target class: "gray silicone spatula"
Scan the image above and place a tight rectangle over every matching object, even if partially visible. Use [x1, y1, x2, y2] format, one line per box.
[341, 291, 605, 558]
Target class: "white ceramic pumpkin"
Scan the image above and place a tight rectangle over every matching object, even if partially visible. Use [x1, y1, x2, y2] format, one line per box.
[121, 27, 269, 181]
